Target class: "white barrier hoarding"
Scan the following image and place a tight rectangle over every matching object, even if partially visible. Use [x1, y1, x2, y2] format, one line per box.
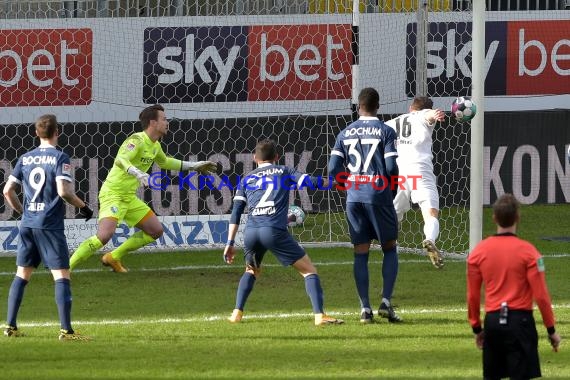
[0, 215, 245, 255]
[1, 12, 569, 124]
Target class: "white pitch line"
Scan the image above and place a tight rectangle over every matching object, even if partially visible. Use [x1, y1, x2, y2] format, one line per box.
[0, 259, 455, 276]
[15, 303, 570, 328]
[1, 254, 570, 276]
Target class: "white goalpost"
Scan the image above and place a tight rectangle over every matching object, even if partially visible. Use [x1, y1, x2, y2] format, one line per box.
[470, 0, 485, 250]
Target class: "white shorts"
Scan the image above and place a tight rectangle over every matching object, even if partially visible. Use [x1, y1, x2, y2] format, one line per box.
[393, 171, 439, 221]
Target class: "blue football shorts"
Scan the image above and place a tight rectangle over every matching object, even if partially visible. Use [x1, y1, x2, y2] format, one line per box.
[346, 202, 398, 245]
[17, 227, 70, 270]
[243, 226, 305, 267]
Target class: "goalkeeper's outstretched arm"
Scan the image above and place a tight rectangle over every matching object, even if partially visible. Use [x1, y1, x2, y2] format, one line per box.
[154, 148, 217, 174]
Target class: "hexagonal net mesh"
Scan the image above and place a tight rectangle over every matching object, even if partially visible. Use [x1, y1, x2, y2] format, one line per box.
[0, 1, 474, 255]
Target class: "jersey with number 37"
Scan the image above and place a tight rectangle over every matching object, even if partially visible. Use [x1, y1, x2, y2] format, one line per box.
[10, 146, 72, 230]
[331, 116, 398, 205]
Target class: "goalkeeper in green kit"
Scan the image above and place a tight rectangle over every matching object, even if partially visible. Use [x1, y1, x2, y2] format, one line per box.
[70, 105, 217, 272]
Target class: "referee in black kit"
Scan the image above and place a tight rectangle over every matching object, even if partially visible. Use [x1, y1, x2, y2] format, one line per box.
[467, 194, 561, 379]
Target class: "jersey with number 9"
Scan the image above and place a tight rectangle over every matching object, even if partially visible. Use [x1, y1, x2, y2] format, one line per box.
[10, 146, 72, 230]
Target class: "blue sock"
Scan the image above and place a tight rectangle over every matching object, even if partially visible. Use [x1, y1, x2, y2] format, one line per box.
[55, 279, 73, 332]
[6, 276, 28, 327]
[353, 253, 370, 309]
[304, 274, 324, 313]
[235, 272, 256, 310]
[381, 246, 399, 300]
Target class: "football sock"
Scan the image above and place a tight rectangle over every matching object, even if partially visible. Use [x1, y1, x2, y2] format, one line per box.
[424, 216, 440, 244]
[6, 276, 28, 327]
[235, 272, 256, 310]
[70, 235, 103, 270]
[55, 279, 73, 332]
[353, 253, 371, 310]
[382, 246, 398, 300]
[304, 274, 324, 314]
[113, 231, 155, 260]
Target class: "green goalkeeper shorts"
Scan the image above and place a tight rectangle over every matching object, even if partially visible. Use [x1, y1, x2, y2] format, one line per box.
[98, 188, 152, 227]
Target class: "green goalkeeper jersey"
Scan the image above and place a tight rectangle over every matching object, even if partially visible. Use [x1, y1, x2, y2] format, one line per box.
[101, 131, 182, 195]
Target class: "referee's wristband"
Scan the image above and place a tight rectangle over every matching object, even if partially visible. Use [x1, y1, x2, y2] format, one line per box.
[472, 326, 483, 334]
[547, 326, 556, 335]
[226, 240, 235, 247]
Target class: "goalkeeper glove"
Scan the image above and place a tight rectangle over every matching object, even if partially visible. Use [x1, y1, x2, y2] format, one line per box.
[127, 166, 150, 187]
[79, 204, 94, 221]
[181, 161, 217, 174]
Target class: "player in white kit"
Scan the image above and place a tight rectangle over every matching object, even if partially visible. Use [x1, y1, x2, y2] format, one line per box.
[385, 97, 445, 269]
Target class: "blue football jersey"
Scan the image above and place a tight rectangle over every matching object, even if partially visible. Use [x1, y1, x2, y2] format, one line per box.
[10, 145, 72, 230]
[234, 163, 316, 230]
[330, 116, 398, 205]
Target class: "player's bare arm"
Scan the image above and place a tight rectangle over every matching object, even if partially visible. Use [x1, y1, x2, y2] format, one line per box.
[425, 109, 445, 124]
[224, 198, 246, 264]
[2, 178, 23, 215]
[56, 179, 93, 221]
[223, 223, 239, 264]
[56, 179, 85, 208]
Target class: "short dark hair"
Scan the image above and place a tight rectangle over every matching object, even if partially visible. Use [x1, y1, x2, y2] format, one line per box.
[493, 193, 520, 228]
[410, 96, 433, 111]
[255, 139, 277, 161]
[139, 104, 165, 129]
[358, 87, 380, 113]
[35, 114, 58, 139]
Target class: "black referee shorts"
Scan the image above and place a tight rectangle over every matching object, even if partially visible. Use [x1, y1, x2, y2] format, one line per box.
[483, 310, 541, 380]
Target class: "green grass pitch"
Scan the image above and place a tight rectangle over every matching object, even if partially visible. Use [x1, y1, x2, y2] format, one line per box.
[0, 204, 569, 379]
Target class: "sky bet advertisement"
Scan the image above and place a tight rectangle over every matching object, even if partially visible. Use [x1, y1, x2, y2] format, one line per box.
[142, 24, 353, 103]
[406, 20, 570, 97]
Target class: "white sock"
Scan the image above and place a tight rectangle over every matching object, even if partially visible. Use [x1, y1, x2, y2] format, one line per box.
[424, 216, 440, 243]
[362, 307, 372, 313]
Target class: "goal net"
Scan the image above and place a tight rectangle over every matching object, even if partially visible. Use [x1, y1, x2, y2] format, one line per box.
[0, 0, 477, 256]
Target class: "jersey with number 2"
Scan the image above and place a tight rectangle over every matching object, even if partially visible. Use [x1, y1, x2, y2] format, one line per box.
[234, 164, 311, 230]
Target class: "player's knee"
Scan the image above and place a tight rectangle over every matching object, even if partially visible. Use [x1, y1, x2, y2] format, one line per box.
[96, 232, 113, 245]
[16, 266, 33, 281]
[301, 270, 317, 278]
[296, 259, 318, 277]
[147, 225, 164, 240]
[246, 265, 261, 278]
[354, 243, 371, 253]
[52, 269, 70, 281]
[382, 240, 397, 252]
